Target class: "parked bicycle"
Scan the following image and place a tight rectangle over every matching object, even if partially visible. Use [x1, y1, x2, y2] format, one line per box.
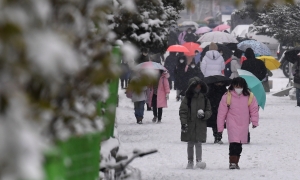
[100, 149, 158, 180]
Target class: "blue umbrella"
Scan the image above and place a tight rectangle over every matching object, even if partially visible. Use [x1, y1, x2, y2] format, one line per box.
[237, 69, 266, 109]
[237, 40, 272, 56]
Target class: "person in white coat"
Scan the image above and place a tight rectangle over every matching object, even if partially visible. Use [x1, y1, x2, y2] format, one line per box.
[201, 42, 225, 77]
[230, 50, 242, 79]
[131, 86, 148, 124]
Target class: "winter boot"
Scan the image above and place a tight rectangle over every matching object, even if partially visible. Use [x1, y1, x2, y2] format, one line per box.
[297, 102, 300, 107]
[137, 117, 143, 124]
[176, 96, 180, 102]
[157, 119, 161, 123]
[195, 160, 206, 169]
[229, 156, 238, 169]
[186, 160, 194, 169]
[236, 156, 240, 169]
[152, 117, 157, 123]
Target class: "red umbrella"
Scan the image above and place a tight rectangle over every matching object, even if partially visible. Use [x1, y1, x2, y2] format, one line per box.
[213, 24, 230, 32]
[182, 42, 203, 56]
[167, 45, 190, 53]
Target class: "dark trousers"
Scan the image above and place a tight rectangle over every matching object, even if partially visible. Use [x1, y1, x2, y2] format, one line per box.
[120, 78, 128, 88]
[229, 143, 243, 156]
[152, 94, 163, 120]
[212, 126, 222, 140]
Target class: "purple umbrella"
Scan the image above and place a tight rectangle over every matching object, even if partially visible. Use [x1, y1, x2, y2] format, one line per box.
[196, 27, 211, 34]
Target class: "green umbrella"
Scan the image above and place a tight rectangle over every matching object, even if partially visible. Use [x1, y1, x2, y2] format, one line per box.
[237, 69, 266, 109]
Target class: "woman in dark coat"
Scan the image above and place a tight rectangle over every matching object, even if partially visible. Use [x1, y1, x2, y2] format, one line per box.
[175, 56, 187, 100]
[164, 52, 178, 89]
[241, 48, 267, 81]
[179, 77, 212, 169]
[206, 82, 228, 144]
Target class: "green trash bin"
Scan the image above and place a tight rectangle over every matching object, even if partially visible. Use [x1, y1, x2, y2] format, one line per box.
[44, 133, 101, 180]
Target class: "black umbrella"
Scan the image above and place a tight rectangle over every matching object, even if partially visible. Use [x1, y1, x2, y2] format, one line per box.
[224, 43, 238, 51]
[284, 47, 300, 64]
[203, 75, 232, 86]
[200, 43, 233, 62]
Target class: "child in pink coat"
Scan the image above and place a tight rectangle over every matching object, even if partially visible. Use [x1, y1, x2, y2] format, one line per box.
[217, 77, 259, 170]
[147, 70, 170, 123]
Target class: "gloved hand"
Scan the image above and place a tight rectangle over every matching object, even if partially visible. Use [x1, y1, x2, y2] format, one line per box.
[252, 125, 257, 129]
[181, 124, 188, 133]
[166, 94, 169, 100]
[197, 109, 205, 119]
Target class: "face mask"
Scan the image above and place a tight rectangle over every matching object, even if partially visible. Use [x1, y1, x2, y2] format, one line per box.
[194, 89, 200, 93]
[235, 88, 243, 95]
[188, 31, 191, 34]
[180, 60, 184, 63]
[191, 65, 195, 68]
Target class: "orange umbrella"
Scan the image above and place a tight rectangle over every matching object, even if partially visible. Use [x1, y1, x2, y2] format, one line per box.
[167, 45, 190, 53]
[182, 42, 203, 56]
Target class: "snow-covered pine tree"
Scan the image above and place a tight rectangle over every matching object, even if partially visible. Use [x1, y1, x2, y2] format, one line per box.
[0, 0, 124, 178]
[255, 3, 300, 44]
[111, 0, 183, 53]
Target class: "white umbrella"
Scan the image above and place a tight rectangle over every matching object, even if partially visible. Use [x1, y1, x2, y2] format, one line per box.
[198, 31, 238, 43]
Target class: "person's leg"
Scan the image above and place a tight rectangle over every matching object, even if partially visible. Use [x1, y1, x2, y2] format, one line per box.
[195, 142, 202, 162]
[168, 78, 172, 90]
[236, 143, 243, 169]
[248, 132, 250, 143]
[136, 101, 145, 124]
[212, 126, 218, 143]
[187, 141, 195, 161]
[176, 90, 180, 101]
[229, 143, 241, 169]
[152, 94, 158, 122]
[296, 88, 300, 106]
[120, 78, 124, 89]
[157, 108, 163, 122]
[133, 102, 139, 123]
[186, 142, 194, 169]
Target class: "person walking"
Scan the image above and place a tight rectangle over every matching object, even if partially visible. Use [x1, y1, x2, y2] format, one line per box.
[164, 52, 178, 89]
[120, 59, 130, 89]
[147, 70, 170, 123]
[179, 77, 212, 169]
[175, 56, 187, 101]
[136, 48, 149, 64]
[292, 53, 300, 107]
[230, 50, 242, 79]
[184, 28, 197, 43]
[217, 77, 259, 169]
[168, 25, 179, 46]
[206, 82, 227, 144]
[201, 42, 225, 77]
[131, 87, 147, 124]
[241, 48, 267, 81]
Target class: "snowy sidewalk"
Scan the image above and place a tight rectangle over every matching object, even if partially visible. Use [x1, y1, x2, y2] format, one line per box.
[116, 70, 299, 180]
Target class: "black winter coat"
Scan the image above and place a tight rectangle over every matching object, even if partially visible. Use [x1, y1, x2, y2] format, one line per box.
[241, 48, 267, 81]
[164, 53, 178, 79]
[136, 54, 149, 64]
[168, 31, 179, 46]
[184, 33, 197, 43]
[206, 84, 227, 127]
[175, 57, 187, 91]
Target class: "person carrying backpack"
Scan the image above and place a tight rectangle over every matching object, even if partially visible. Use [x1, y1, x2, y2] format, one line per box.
[217, 77, 259, 170]
[179, 77, 212, 169]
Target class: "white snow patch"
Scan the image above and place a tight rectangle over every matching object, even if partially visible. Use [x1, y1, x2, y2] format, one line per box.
[26, 31, 80, 80]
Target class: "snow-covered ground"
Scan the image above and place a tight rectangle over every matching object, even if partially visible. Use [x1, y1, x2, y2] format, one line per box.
[116, 69, 299, 180]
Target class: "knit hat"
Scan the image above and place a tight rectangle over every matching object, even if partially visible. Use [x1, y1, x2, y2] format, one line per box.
[209, 42, 218, 51]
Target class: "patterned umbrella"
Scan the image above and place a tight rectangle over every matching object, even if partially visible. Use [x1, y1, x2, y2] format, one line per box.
[196, 27, 211, 34]
[136, 61, 166, 70]
[237, 69, 266, 109]
[213, 24, 230, 32]
[237, 40, 272, 56]
[198, 31, 238, 43]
